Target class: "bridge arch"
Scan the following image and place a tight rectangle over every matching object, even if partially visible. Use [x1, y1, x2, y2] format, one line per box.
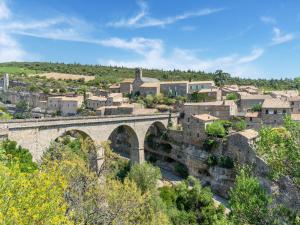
[108, 124, 140, 162]
[48, 129, 100, 172]
[144, 121, 172, 162]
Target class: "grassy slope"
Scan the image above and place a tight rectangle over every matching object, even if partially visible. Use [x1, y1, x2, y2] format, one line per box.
[0, 66, 38, 75]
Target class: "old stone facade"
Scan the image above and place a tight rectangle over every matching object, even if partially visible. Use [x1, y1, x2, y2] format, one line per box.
[86, 96, 107, 110]
[239, 94, 271, 113]
[139, 83, 160, 96]
[183, 100, 237, 120]
[160, 81, 188, 97]
[187, 81, 215, 94]
[120, 79, 133, 94]
[183, 114, 219, 146]
[47, 96, 83, 116]
[261, 98, 291, 125]
[132, 68, 160, 95]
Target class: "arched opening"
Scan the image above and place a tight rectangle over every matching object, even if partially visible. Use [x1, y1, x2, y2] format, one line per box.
[144, 122, 172, 165]
[48, 130, 98, 172]
[144, 122, 188, 179]
[108, 125, 139, 161]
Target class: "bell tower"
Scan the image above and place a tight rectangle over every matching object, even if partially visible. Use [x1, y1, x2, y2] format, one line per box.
[135, 68, 142, 80]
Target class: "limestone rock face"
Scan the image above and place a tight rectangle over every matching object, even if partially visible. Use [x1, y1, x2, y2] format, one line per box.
[208, 166, 235, 198]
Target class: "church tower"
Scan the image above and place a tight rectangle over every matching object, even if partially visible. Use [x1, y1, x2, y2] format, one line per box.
[3, 73, 9, 92]
[135, 68, 142, 80]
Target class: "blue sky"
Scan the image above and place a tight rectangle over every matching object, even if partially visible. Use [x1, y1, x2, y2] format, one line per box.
[0, 0, 299, 78]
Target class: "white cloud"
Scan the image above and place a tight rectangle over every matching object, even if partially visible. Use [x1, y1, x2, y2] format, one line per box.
[98, 37, 163, 56]
[237, 48, 264, 63]
[0, 0, 29, 62]
[0, 0, 10, 20]
[107, 1, 224, 28]
[271, 27, 296, 45]
[0, 33, 27, 62]
[98, 37, 264, 76]
[260, 16, 276, 25]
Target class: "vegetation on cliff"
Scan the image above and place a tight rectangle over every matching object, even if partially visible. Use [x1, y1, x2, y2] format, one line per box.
[0, 131, 299, 224]
[256, 116, 300, 185]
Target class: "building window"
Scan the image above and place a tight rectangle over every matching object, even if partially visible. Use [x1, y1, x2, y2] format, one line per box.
[266, 109, 269, 114]
[274, 110, 277, 114]
[197, 133, 200, 138]
[250, 117, 253, 121]
[283, 109, 286, 114]
[187, 117, 190, 123]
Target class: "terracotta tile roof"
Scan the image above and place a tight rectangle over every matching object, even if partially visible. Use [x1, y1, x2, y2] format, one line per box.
[240, 94, 271, 100]
[87, 96, 107, 101]
[197, 88, 219, 93]
[239, 129, 258, 139]
[245, 112, 259, 118]
[291, 114, 300, 121]
[160, 81, 188, 84]
[140, 82, 160, 88]
[262, 98, 291, 108]
[121, 79, 134, 83]
[192, 114, 219, 121]
[109, 84, 120, 88]
[188, 81, 215, 85]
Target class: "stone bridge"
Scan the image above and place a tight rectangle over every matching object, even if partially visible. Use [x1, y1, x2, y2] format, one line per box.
[0, 113, 177, 164]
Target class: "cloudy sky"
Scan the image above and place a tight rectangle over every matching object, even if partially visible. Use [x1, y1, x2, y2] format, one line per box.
[0, 0, 299, 78]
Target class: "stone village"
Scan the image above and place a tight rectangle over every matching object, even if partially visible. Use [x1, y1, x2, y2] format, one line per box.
[0, 69, 299, 212]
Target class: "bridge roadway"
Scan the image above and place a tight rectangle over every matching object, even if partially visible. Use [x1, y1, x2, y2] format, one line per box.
[0, 113, 178, 165]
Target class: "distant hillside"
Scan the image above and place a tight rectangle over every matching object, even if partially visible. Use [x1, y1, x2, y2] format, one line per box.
[0, 62, 299, 90]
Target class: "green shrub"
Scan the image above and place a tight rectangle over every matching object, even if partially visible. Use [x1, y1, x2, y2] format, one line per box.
[128, 162, 162, 193]
[226, 93, 238, 100]
[0, 140, 38, 173]
[203, 139, 218, 151]
[207, 155, 218, 167]
[233, 120, 247, 131]
[206, 121, 226, 138]
[251, 104, 262, 112]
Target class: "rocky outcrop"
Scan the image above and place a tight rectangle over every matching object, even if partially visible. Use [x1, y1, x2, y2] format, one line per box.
[227, 130, 300, 212]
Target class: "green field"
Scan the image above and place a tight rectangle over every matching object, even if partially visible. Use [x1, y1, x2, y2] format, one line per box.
[0, 66, 38, 75]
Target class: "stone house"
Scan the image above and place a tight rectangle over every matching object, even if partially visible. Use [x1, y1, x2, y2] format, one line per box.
[239, 85, 261, 94]
[109, 84, 120, 93]
[288, 96, 300, 114]
[160, 81, 188, 97]
[106, 93, 128, 106]
[120, 79, 133, 94]
[132, 68, 160, 95]
[139, 83, 160, 96]
[187, 81, 215, 94]
[2, 90, 41, 108]
[192, 88, 222, 102]
[239, 94, 271, 113]
[270, 90, 299, 100]
[86, 96, 107, 110]
[183, 114, 219, 145]
[221, 85, 240, 96]
[261, 98, 291, 125]
[245, 112, 262, 130]
[183, 100, 237, 121]
[95, 104, 134, 116]
[47, 96, 83, 116]
[92, 89, 110, 97]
